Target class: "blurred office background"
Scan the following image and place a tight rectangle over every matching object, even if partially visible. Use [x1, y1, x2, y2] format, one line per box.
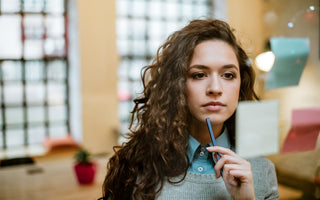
[0, 0, 319, 199]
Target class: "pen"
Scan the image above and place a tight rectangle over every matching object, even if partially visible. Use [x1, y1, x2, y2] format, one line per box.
[205, 117, 223, 176]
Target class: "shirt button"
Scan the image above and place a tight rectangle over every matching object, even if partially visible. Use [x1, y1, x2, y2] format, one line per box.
[199, 151, 204, 156]
[197, 166, 204, 172]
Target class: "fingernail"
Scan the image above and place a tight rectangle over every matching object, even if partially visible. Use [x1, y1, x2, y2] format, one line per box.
[206, 147, 213, 150]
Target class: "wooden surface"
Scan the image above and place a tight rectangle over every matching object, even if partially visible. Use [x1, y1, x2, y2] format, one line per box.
[0, 150, 108, 200]
[0, 149, 303, 200]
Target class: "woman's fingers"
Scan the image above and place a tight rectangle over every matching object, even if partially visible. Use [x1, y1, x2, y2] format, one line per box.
[224, 163, 253, 182]
[214, 155, 234, 177]
[207, 146, 236, 177]
[207, 146, 252, 179]
[207, 146, 236, 156]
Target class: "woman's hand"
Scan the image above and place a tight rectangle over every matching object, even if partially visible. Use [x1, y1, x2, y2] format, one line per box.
[207, 146, 255, 200]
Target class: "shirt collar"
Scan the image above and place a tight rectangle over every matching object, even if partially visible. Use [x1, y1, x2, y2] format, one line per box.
[216, 128, 230, 149]
[187, 127, 230, 161]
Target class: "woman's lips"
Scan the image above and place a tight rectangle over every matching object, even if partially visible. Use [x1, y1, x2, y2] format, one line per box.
[203, 101, 225, 111]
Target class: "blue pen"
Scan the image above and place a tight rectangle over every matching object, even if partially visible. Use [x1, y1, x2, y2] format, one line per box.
[205, 117, 223, 176]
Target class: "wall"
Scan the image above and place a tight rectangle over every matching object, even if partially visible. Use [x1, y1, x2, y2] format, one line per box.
[225, 0, 266, 97]
[226, 0, 265, 58]
[76, 0, 119, 154]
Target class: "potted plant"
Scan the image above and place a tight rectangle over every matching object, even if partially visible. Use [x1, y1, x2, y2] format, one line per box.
[73, 148, 97, 184]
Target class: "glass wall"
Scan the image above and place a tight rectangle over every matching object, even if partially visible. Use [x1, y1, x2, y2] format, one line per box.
[116, 0, 213, 142]
[0, 0, 69, 154]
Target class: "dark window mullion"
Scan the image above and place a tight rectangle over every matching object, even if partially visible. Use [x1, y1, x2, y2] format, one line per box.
[0, 61, 7, 150]
[127, 0, 134, 100]
[42, 0, 50, 138]
[127, 0, 134, 59]
[144, 0, 150, 58]
[208, 0, 214, 17]
[64, 0, 70, 135]
[178, 0, 183, 21]
[44, 60, 49, 137]
[22, 60, 28, 147]
[65, 61, 70, 135]
[21, 3, 29, 147]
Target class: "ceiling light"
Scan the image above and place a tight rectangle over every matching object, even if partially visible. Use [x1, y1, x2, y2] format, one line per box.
[254, 51, 275, 72]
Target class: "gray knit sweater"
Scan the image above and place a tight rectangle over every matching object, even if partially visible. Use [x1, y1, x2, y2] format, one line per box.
[156, 157, 279, 200]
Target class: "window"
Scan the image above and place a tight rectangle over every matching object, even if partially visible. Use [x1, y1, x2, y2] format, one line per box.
[0, 0, 69, 156]
[116, 0, 213, 143]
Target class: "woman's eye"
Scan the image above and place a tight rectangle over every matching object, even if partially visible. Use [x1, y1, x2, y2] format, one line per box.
[192, 72, 205, 79]
[223, 72, 236, 79]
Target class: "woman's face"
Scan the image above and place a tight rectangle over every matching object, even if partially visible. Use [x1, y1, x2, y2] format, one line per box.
[186, 39, 241, 125]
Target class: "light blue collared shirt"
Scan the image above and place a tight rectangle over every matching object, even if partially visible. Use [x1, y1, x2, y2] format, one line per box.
[187, 128, 231, 174]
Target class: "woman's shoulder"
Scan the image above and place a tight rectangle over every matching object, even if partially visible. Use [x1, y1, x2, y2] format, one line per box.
[247, 156, 274, 166]
[247, 156, 276, 174]
[247, 157, 279, 199]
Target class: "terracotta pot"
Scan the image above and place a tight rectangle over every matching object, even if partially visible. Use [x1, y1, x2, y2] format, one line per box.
[74, 162, 97, 184]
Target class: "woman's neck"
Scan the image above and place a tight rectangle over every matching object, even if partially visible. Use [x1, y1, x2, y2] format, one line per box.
[189, 119, 224, 145]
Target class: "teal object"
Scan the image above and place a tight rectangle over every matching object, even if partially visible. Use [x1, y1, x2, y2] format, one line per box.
[265, 37, 310, 89]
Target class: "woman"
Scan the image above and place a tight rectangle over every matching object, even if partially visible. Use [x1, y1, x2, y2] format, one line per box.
[101, 19, 279, 200]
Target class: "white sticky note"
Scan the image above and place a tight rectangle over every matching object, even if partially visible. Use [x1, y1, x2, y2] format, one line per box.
[236, 100, 279, 158]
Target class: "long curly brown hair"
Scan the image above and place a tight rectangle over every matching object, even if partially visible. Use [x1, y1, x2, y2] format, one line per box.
[102, 19, 258, 200]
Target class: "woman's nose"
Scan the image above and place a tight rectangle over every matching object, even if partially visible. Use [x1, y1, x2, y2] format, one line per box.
[206, 75, 222, 96]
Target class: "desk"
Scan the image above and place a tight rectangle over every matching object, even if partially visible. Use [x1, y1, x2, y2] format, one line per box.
[0, 154, 108, 200]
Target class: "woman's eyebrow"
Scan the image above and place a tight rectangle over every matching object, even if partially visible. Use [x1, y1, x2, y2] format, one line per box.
[189, 64, 209, 70]
[189, 64, 239, 71]
[223, 64, 239, 72]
